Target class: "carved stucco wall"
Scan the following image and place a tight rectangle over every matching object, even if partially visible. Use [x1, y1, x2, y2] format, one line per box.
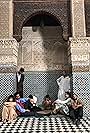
[69, 37, 90, 72]
[0, 0, 13, 39]
[18, 26, 68, 71]
[0, 39, 18, 73]
[71, 0, 86, 37]
[13, 0, 71, 42]
[0, 1, 9, 38]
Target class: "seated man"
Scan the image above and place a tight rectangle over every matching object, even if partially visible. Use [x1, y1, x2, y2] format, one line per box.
[2, 95, 17, 123]
[14, 92, 44, 117]
[42, 95, 52, 110]
[52, 92, 72, 115]
[69, 94, 83, 125]
[25, 95, 42, 112]
[14, 92, 35, 117]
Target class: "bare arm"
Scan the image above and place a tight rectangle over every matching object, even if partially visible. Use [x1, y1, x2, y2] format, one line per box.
[54, 98, 71, 104]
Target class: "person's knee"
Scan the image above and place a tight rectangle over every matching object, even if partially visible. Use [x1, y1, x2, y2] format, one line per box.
[76, 107, 83, 119]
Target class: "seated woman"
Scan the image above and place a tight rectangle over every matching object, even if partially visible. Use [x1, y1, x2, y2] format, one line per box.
[52, 92, 72, 115]
[2, 95, 17, 123]
[69, 94, 83, 125]
[42, 95, 52, 110]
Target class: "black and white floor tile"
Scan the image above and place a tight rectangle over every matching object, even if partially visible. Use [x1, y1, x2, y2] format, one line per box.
[0, 116, 90, 133]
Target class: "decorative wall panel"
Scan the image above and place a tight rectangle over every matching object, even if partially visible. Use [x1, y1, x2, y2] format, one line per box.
[23, 71, 62, 105]
[71, 0, 86, 37]
[18, 27, 68, 71]
[73, 72, 90, 116]
[69, 37, 90, 72]
[0, 39, 18, 71]
[0, 1, 9, 38]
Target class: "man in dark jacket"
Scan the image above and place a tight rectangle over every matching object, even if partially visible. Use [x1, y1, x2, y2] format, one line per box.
[16, 68, 24, 98]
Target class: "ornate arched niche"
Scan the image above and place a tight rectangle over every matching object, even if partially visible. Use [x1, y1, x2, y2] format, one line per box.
[17, 12, 69, 72]
[13, 0, 71, 42]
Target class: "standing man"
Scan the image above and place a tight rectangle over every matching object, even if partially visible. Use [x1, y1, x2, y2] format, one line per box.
[16, 68, 24, 98]
[57, 75, 65, 100]
[57, 72, 70, 101]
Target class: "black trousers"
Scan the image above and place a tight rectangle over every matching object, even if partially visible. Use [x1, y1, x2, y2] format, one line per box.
[20, 111, 44, 117]
[30, 106, 42, 112]
[69, 106, 83, 121]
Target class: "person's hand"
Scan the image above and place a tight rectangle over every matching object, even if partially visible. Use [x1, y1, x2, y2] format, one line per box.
[30, 99, 34, 105]
[77, 104, 83, 108]
[52, 102, 55, 106]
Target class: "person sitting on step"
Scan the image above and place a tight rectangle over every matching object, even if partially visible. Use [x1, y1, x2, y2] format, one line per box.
[14, 92, 44, 117]
[2, 95, 17, 123]
[42, 95, 52, 110]
[14, 92, 35, 117]
[52, 91, 72, 115]
[69, 93, 83, 125]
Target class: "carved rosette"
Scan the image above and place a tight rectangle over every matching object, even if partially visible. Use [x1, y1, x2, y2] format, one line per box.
[69, 37, 90, 72]
[0, 39, 18, 73]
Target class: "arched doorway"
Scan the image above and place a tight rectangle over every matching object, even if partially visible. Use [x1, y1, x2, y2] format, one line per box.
[17, 12, 72, 103]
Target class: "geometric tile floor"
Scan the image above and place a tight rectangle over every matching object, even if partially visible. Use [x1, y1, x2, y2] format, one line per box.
[0, 116, 90, 133]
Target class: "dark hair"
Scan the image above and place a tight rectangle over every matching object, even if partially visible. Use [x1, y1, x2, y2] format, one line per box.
[44, 94, 51, 100]
[14, 92, 20, 97]
[28, 94, 33, 99]
[19, 67, 24, 73]
[72, 93, 78, 101]
[7, 95, 15, 102]
[65, 91, 72, 98]
[62, 71, 68, 77]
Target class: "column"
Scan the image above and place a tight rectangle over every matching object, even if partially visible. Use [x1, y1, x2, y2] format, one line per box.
[0, 0, 18, 112]
[69, 0, 90, 116]
[0, 0, 18, 71]
[0, 0, 9, 38]
[0, 0, 13, 38]
[71, 0, 86, 37]
[9, 0, 13, 38]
